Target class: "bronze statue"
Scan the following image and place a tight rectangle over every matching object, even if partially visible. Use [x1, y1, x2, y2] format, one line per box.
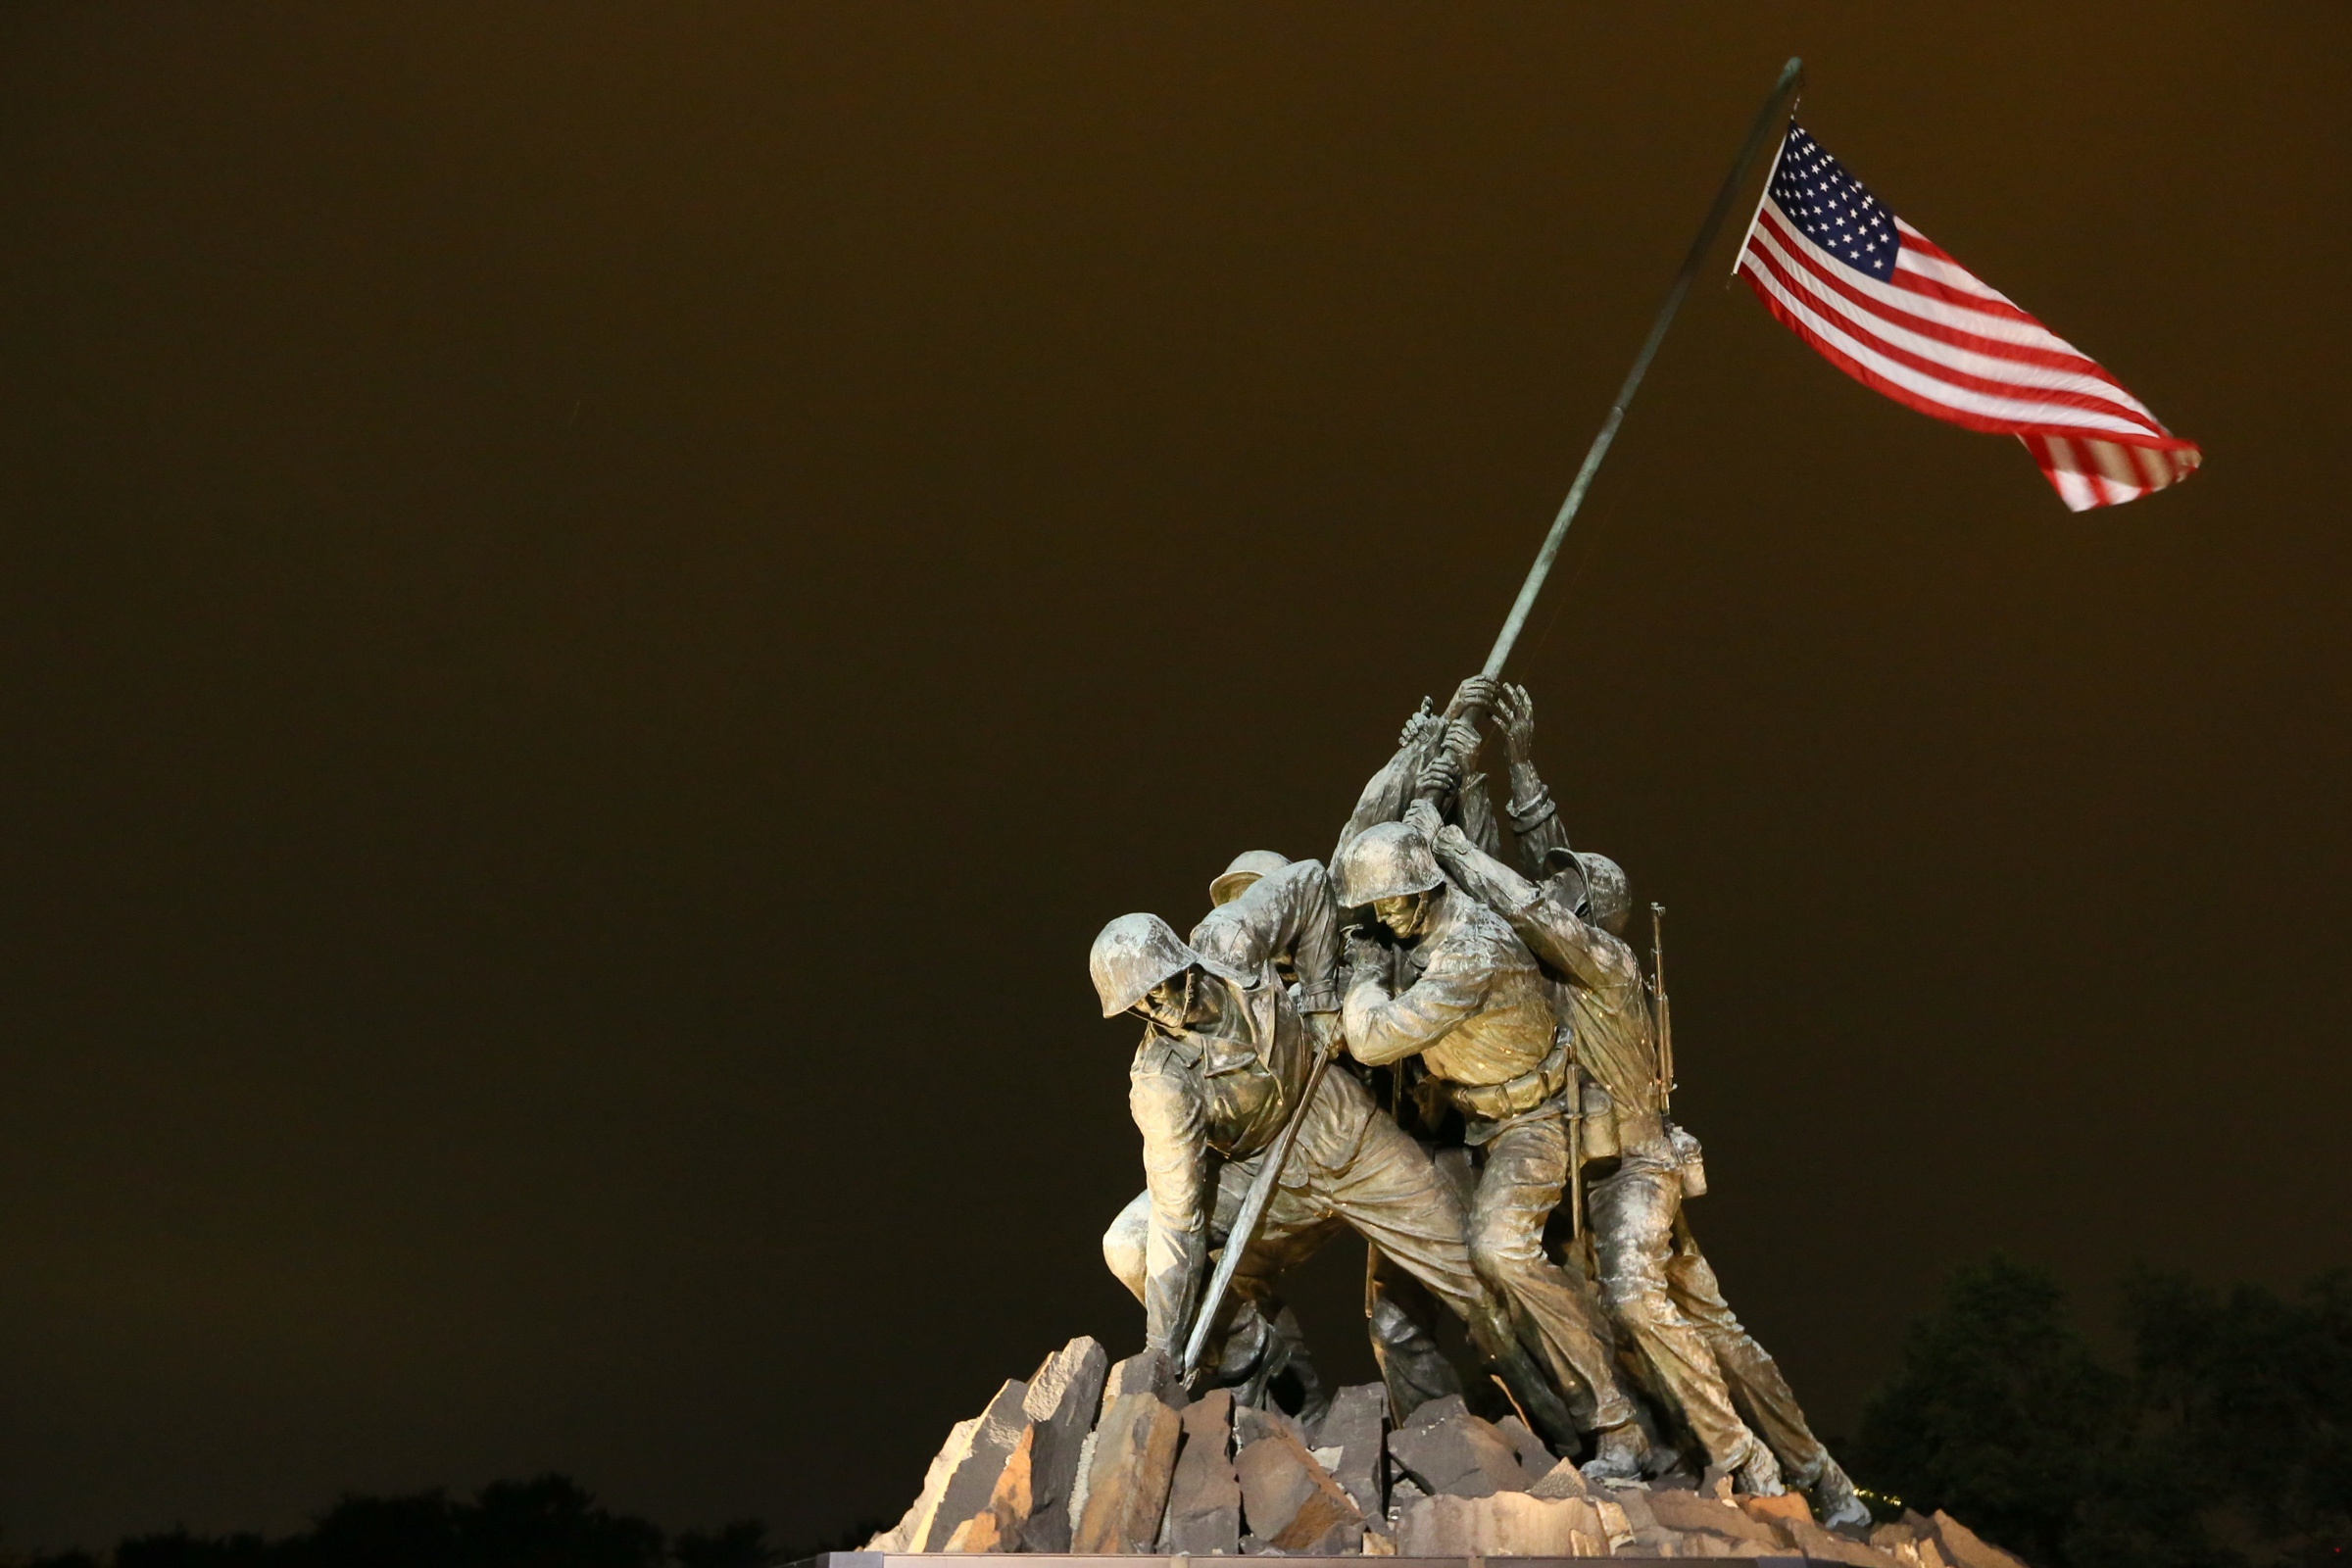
[1087, 858, 1570, 1441]
[1331, 812, 1650, 1479]
[1433, 681, 1871, 1522]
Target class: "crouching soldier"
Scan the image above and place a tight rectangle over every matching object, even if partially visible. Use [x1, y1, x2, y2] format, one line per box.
[1091, 857, 1571, 1441]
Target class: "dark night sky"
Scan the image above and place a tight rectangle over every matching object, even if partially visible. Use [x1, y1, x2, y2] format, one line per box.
[1, 1, 2346, 1553]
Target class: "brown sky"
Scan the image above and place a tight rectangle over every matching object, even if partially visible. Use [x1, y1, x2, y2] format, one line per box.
[0, 1, 2345, 1553]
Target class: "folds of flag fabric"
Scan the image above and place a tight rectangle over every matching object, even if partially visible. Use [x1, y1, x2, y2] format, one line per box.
[1734, 121, 2200, 511]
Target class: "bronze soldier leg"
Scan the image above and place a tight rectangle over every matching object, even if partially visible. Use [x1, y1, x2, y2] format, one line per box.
[1363, 1253, 1467, 1420]
[1468, 1113, 1637, 1433]
[1662, 1217, 1865, 1527]
[1102, 1180, 1327, 1411]
[1587, 1161, 1763, 1472]
[1308, 1107, 1583, 1451]
[1664, 1234, 1822, 1473]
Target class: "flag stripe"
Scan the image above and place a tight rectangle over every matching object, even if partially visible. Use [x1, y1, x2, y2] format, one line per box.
[1757, 209, 2085, 358]
[1740, 247, 2172, 441]
[1748, 217, 2165, 428]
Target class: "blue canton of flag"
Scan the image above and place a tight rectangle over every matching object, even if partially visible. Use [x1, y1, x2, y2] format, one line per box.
[1766, 126, 1897, 281]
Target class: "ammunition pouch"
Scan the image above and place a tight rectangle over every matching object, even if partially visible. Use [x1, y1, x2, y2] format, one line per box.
[1450, 1035, 1572, 1122]
[1577, 1077, 1620, 1160]
[1668, 1120, 1708, 1199]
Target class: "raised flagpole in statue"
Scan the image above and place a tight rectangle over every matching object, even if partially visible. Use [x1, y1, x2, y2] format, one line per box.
[1479, 56, 1807, 683]
[1178, 55, 1809, 1388]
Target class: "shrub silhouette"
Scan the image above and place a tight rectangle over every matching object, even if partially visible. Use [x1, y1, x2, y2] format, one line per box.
[1853, 1260, 2352, 1568]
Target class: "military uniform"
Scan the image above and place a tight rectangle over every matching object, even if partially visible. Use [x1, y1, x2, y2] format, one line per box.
[1433, 819, 1850, 1499]
[1342, 874, 1638, 1436]
[1097, 860, 1514, 1404]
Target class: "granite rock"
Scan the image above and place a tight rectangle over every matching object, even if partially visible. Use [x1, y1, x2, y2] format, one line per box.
[1875, 1520, 1956, 1568]
[1495, 1414, 1557, 1486]
[1233, 1401, 1308, 1448]
[912, 1378, 1033, 1552]
[1073, 1392, 1182, 1553]
[1309, 1383, 1389, 1522]
[863, 1412, 980, 1552]
[1931, 1509, 2034, 1568]
[1099, 1350, 1172, 1416]
[1235, 1418, 1363, 1552]
[1404, 1393, 1470, 1429]
[1530, 1457, 1594, 1500]
[1645, 1486, 1785, 1547]
[1388, 1406, 1534, 1499]
[1608, 1484, 1660, 1534]
[1163, 1389, 1242, 1555]
[940, 1422, 1038, 1552]
[1019, 1336, 1108, 1552]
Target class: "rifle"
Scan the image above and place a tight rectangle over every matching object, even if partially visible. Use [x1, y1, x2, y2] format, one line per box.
[1649, 902, 1674, 1116]
[1566, 1034, 1585, 1244]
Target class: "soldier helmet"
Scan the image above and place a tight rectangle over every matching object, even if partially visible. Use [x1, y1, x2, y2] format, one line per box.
[1543, 847, 1630, 934]
[1539, 846, 1590, 915]
[1090, 912, 1205, 1017]
[1332, 820, 1444, 907]
[1580, 852, 1633, 935]
[1209, 850, 1291, 907]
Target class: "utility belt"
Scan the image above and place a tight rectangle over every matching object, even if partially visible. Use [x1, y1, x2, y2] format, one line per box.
[1449, 1034, 1572, 1121]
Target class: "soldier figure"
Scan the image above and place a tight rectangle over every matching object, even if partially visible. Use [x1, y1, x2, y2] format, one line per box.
[1423, 681, 1870, 1521]
[1090, 856, 1572, 1439]
[1332, 818, 1651, 1479]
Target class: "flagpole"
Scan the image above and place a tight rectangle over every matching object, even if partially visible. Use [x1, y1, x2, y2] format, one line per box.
[1480, 56, 1804, 680]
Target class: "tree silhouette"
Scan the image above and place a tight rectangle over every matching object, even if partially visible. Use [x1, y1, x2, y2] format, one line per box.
[1854, 1259, 2352, 1568]
[1854, 1255, 2127, 1568]
[12, 1476, 757, 1568]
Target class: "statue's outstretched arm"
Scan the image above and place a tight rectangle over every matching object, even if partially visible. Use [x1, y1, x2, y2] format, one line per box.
[1495, 683, 1572, 877]
[1192, 859, 1342, 1014]
[1330, 679, 1494, 868]
[1426, 811, 1630, 994]
[1342, 933, 1486, 1067]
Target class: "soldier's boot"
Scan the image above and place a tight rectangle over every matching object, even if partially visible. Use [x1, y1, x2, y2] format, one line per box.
[1580, 1419, 1649, 1482]
[1733, 1437, 1787, 1496]
[1368, 1267, 1465, 1423]
[1264, 1303, 1331, 1429]
[1488, 1336, 1584, 1456]
[1462, 1296, 1584, 1455]
[1809, 1456, 1872, 1534]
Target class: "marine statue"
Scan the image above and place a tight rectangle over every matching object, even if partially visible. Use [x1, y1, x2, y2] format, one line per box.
[1087, 857, 1567, 1440]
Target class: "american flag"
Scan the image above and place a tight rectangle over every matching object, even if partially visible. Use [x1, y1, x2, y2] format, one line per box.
[1735, 121, 2200, 511]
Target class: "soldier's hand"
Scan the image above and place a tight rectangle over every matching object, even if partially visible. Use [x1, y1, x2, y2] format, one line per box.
[1496, 683, 1537, 760]
[1442, 674, 1498, 723]
[1304, 1007, 1345, 1060]
[1343, 927, 1389, 987]
[1396, 698, 1441, 752]
[1403, 799, 1446, 843]
[1417, 750, 1462, 803]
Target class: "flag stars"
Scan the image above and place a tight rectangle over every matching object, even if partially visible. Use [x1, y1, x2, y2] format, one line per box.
[1761, 121, 1898, 280]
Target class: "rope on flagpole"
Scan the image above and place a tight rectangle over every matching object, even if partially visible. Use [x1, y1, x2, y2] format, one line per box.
[1480, 56, 1805, 681]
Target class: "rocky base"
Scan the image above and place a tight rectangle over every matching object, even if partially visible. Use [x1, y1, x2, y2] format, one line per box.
[862, 1338, 2031, 1565]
